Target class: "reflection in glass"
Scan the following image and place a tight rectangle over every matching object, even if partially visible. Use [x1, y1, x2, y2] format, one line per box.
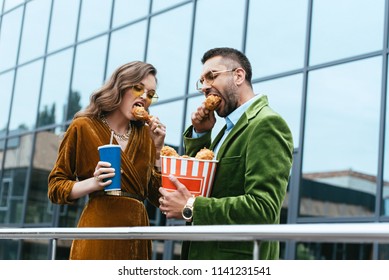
[21, 240, 50, 259]
[0, 240, 18, 259]
[0, 7, 23, 71]
[71, 36, 107, 116]
[18, 0, 51, 64]
[379, 244, 389, 260]
[310, 0, 384, 65]
[189, 0, 245, 93]
[39, 49, 73, 128]
[296, 242, 372, 260]
[25, 131, 60, 224]
[147, 3, 192, 101]
[246, 0, 307, 78]
[253, 74, 303, 146]
[301, 57, 381, 218]
[1, 134, 34, 224]
[78, 0, 112, 41]
[0, 71, 14, 131]
[112, 0, 149, 28]
[48, 0, 79, 52]
[9, 60, 43, 131]
[150, 101, 184, 149]
[107, 22, 147, 76]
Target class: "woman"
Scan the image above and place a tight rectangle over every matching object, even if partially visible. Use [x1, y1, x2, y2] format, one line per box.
[48, 61, 165, 260]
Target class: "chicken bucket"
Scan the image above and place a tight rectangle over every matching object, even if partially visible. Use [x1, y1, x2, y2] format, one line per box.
[161, 156, 218, 197]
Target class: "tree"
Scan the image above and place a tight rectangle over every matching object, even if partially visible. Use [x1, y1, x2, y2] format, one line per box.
[66, 90, 82, 121]
[37, 103, 56, 127]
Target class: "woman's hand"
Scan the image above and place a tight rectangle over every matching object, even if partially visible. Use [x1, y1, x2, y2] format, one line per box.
[93, 161, 116, 189]
[68, 161, 115, 200]
[148, 116, 166, 157]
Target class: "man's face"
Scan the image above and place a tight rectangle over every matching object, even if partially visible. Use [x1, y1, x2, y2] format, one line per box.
[200, 56, 239, 117]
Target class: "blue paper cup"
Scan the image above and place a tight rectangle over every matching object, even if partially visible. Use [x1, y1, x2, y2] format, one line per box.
[98, 144, 121, 191]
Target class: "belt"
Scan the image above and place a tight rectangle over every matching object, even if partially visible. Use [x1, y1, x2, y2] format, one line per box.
[93, 190, 143, 201]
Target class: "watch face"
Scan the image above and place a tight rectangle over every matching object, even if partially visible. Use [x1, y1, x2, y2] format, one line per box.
[182, 207, 193, 219]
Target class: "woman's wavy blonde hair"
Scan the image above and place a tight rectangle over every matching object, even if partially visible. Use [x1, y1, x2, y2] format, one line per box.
[74, 61, 157, 119]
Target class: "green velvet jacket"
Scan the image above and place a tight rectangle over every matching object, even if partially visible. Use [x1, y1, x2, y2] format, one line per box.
[182, 95, 294, 260]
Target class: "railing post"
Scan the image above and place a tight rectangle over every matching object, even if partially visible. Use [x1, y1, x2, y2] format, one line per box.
[253, 240, 261, 260]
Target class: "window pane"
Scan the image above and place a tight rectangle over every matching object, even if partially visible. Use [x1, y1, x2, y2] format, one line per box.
[310, 0, 385, 65]
[296, 242, 372, 260]
[379, 244, 389, 260]
[39, 49, 73, 127]
[246, 0, 307, 78]
[107, 22, 147, 75]
[9, 60, 43, 131]
[26, 131, 58, 224]
[78, 0, 112, 41]
[189, 0, 245, 93]
[48, 0, 79, 52]
[301, 57, 382, 218]
[150, 101, 184, 149]
[21, 240, 50, 259]
[0, 7, 23, 71]
[0, 71, 14, 131]
[383, 62, 389, 216]
[18, 0, 51, 63]
[112, 0, 149, 28]
[71, 36, 107, 117]
[152, 0, 186, 12]
[147, 3, 192, 101]
[3, 0, 23, 12]
[253, 74, 303, 146]
[2, 135, 33, 224]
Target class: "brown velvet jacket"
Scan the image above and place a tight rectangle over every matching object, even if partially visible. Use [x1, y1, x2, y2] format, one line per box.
[48, 117, 161, 260]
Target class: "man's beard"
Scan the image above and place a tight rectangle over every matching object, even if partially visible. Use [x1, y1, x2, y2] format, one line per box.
[217, 85, 238, 118]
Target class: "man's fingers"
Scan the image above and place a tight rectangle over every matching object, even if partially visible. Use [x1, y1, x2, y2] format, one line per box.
[168, 174, 186, 190]
[168, 174, 192, 196]
[159, 187, 169, 196]
[168, 174, 179, 184]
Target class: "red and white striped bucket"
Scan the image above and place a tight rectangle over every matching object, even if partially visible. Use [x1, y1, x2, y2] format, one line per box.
[161, 156, 218, 197]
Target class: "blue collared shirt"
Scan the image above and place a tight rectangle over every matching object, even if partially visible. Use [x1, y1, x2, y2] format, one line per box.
[192, 94, 262, 158]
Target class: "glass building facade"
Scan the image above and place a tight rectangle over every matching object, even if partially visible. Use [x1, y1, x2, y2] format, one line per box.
[0, 0, 388, 260]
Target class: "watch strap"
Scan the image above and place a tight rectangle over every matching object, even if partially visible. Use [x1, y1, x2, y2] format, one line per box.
[186, 196, 195, 208]
[182, 195, 195, 221]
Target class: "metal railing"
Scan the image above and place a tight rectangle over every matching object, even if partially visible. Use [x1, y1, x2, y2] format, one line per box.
[1, 223, 389, 260]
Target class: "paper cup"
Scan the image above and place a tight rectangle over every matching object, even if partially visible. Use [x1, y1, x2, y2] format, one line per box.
[161, 156, 218, 197]
[98, 144, 121, 191]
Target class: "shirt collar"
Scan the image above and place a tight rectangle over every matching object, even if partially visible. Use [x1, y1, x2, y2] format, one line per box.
[225, 94, 262, 131]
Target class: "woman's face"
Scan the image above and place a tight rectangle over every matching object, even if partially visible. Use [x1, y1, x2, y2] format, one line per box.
[119, 74, 157, 121]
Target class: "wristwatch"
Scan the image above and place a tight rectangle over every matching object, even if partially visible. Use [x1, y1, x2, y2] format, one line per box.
[182, 196, 195, 222]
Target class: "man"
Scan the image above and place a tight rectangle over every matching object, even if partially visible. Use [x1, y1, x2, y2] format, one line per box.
[159, 47, 294, 260]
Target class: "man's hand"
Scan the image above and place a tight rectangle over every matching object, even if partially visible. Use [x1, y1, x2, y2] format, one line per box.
[191, 103, 216, 133]
[158, 175, 193, 219]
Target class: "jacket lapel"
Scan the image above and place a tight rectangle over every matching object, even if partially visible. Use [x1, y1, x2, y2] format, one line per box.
[210, 125, 227, 151]
[213, 95, 269, 160]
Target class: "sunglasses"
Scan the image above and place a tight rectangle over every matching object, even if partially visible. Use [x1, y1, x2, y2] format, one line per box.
[130, 84, 158, 104]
